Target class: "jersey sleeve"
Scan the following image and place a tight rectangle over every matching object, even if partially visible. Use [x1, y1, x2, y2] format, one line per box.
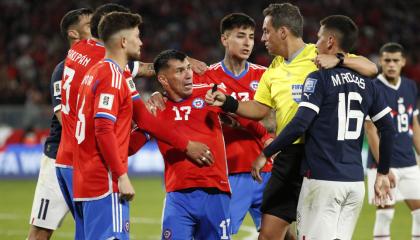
[93, 68, 124, 122]
[127, 61, 139, 78]
[51, 61, 64, 113]
[254, 70, 273, 107]
[125, 76, 141, 101]
[368, 83, 392, 122]
[413, 82, 419, 116]
[298, 71, 324, 114]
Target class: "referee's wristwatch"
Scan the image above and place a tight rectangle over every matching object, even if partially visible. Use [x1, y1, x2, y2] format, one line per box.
[336, 53, 345, 66]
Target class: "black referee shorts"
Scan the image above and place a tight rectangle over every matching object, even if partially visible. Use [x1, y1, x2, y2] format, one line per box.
[260, 144, 304, 223]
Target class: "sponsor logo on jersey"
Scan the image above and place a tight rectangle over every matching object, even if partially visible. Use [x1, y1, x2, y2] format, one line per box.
[303, 78, 317, 93]
[98, 93, 114, 110]
[291, 84, 303, 103]
[249, 80, 259, 91]
[163, 229, 172, 239]
[192, 98, 205, 109]
[125, 220, 130, 232]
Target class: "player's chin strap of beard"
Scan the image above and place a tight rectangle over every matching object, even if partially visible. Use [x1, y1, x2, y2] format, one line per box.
[213, 84, 239, 113]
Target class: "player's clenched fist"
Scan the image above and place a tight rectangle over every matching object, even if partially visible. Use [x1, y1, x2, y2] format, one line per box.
[118, 173, 136, 201]
[186, 141, 214, 167]
[205, 89, 226, 107]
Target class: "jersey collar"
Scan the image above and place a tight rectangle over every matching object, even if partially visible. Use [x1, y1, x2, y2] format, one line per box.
[284, 44, 306, 64]
[220, 61, 249, 80]
[377, 74, 401, 90]
[104, 58, 123, 73]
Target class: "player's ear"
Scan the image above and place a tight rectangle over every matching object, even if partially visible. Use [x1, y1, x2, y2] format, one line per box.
[400, 56, 406, 67]
[327, 35, 334, 50]
[157, 74, 168, 87]
[67, 29, 79, 41]
[221, 34, 228, 48]
[121, 36, 128, 49]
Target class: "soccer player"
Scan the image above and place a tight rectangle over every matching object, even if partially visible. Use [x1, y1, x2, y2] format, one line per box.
[206, 3, 379, 239]
[131, 49, 231, 239]
[209, 15, 395, 240]
[72, 12, 143, 239]
[365, 43, 420, 240]
[204, 13, 273, 234]
[27, 8, 93, 240]
[56, 4, 212, 232]
[149, 13, 274, 234]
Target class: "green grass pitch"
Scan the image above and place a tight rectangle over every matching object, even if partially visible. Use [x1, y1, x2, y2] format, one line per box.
[0, 178, 412, 239]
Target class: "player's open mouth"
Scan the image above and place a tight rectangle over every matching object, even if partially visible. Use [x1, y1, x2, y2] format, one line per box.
[184, 83, 193, 88]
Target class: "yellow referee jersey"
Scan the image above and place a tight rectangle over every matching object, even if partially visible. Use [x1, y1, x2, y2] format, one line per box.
[254, 43, 317, 143]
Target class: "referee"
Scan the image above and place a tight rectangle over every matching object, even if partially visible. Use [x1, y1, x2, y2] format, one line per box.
[206, 3, 378, 240]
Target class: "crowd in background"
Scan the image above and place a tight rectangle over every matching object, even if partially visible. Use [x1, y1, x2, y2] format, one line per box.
[0, 0, 419, 128]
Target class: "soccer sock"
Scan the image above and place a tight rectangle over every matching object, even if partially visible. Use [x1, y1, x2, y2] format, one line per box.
[373, 208, 394, 240]
[412, 209, 420, 239]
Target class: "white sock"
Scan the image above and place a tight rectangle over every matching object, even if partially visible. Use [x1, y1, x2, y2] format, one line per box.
[373, 208, 394, 240]
[412, 209, 420, 240]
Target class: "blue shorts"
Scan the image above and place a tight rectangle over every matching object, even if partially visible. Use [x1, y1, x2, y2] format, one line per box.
[55, 167, 75, 217]
[162, 189, 231, 240]
[75, 193, 130, 240]
[229, 172, 271, 234]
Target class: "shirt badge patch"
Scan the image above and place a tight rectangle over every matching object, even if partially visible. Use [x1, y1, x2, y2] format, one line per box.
[249, 80, 259, 91]
[126, 77, 137, 93]
[291, 84, 303, 103]
[192, 98, 205, 109]
[53, 81, 61, 96]
[98, 93, 114, 110]
[303, 78, 317, 93]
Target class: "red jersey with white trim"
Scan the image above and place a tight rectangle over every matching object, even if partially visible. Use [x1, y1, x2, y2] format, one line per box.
[156, 85, 230, 193]
[57, 39, 105, 167]
[198, 61, 272, 173]
[73, 59, 132, 200]
[57, 40, 140, 168]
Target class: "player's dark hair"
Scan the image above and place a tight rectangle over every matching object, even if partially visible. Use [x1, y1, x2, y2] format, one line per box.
[91, 3, 130, 39]
[154, 49, 187, 74]
[263, 3, 303, 37]
[320, 15, 359, 52]
[60, 8, 93, 40]
[98, 12, 142, 44]
[379, 42, 405, 56]
[220, 13, 255, 34]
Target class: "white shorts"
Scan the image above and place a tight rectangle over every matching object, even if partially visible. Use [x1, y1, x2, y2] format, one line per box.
[367, 165, 420, 205]
[29, 154, 69, 230]
[297, 177, 365, 240]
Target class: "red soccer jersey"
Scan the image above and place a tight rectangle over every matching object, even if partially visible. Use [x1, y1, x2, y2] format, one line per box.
[198, 61, 272, 174]
[73, 59, 132, 200]
[56, 39, 105, 167]
[155, 85, 230, 194]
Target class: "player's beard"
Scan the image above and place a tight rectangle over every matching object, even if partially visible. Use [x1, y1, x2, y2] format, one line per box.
[128, 50, 141, 62]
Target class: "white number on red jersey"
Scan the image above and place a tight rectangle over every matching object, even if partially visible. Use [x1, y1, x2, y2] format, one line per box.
[62, 66, 76, 115]
[75, 96, 86, 144]
[173, 106, 191, 120]
[231, 92, 250, 101]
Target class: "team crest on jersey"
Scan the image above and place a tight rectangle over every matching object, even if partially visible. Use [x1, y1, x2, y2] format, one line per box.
[124, 220, 130, 232]
[303, 78, 317, 93]
[163, 229, 172, 239]
[249, 80, 259, 91]
[98, 93, 114, 110]
[291, 84, 303, 103]
[192, 98, 205, 109]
